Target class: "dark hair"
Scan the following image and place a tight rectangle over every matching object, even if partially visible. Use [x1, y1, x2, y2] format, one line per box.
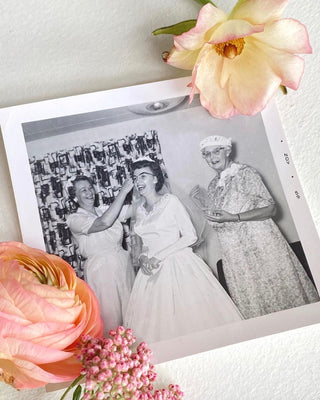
[132, 160, 164, 192]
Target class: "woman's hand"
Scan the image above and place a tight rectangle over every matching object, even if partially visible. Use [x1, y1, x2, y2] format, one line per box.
[203, 209, 237, 223]
[139, 255, 161, 275]
[121, 178, 134, 194]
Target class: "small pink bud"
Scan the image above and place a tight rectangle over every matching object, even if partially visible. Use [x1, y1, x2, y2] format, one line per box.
[96, 391, 104, 400]
[114, 375, 122, 385]
[85, 379, 95, 391]
[89, 365, 99, 375]
[114, 334, 123, 346]
[83, 392, 91, 400]
[117, 326, 126, 335]
[97, 371, 109, 381]
[100, 359, 109, 369]
[92, 356, 101, 364]
[102, 382, 112, 392]
[100, 348, 109, 358]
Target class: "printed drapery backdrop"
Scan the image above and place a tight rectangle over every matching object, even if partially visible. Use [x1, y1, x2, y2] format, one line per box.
[28, 130, 165, 277]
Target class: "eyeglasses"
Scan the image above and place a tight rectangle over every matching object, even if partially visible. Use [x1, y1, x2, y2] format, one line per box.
[201, 147, 225, 158]
[132, 172, 155, 182]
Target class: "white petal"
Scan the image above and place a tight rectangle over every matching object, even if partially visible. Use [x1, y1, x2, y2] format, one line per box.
[250, 38, 305, 90]
[230, 0, 288, 25]
[166, 47, 200, 70]
[195, 49, 236, 118]
[227, 40, 282, 115]
[253, 19, 312, 54]
[174, 4, 227, 51]
[209, 19, 264, 44]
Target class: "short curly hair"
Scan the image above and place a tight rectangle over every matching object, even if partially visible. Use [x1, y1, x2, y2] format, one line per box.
[69, 175, 94, 200]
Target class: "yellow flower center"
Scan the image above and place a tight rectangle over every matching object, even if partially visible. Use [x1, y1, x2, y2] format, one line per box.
[214, 38, 245, 59]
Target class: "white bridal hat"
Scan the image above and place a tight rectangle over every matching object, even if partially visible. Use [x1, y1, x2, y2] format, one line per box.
[199, 135, 232, 150]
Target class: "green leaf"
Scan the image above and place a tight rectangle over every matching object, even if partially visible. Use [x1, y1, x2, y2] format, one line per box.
[60, 375, 84, 400]
[193, 0, 217, 6]
[152, 20, 197, 36]
[72, 385, 82, 400]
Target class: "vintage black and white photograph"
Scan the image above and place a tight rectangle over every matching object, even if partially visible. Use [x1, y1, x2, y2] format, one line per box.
[2, 78, 320, 363]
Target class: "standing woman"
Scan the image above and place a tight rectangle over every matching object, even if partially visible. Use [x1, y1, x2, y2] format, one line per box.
[124, 159, 242, 344]
[191, 135, 319, 319]
[67, 175, 134, 334]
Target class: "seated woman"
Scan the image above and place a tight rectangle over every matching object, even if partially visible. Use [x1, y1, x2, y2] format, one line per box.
[124, 159, 242, 344]
[191, 135, 319, 319]
[67, 175, 134, 334]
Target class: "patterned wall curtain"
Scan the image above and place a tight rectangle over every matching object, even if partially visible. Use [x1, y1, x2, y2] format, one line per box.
[29, 130, 164, 278]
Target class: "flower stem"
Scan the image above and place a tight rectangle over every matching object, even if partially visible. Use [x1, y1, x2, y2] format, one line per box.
[59, 375, 85, 400]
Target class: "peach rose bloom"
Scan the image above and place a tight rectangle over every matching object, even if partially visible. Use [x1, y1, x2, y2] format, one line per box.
[166, 0, 312, 118]
[0, 242, 103, 389]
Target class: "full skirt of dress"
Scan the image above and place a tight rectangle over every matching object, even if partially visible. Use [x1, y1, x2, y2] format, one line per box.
[124, 247, 242, 343]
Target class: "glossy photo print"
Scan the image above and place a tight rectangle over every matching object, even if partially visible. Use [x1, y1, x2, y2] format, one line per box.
[1, 77, 320, 363]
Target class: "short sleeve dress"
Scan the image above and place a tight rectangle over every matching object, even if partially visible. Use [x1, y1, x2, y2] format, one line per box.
[67, 205, 134, 334]
[207, 163, 319, 319]
[124, 193, 242, 344]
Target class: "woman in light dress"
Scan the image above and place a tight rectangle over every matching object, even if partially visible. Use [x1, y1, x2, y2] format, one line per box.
[191, 135, 319, 319]
[67, 175, 135, 334]
[124, 159, 242, 343]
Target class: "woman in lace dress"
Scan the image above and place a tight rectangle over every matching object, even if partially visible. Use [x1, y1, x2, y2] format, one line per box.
[67, 175, 135, 334]
[124, 159, 242, 344]
[191, 135, 319, 319]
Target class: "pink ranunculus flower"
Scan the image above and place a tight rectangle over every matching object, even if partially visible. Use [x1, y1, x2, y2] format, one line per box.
[0, 241, 103, 389]
[165, 0, 312, 118]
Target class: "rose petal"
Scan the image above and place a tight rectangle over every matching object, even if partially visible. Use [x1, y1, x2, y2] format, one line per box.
[72, 276, 103, 340]
[0, 259, 37, 284]
[0, 317, 85, 349]
[2, 279, 83, 323]
[227, 39, 282, 115]
[0, 310, 29, 326]
[253, 19, 312, 54]
[209, 19, 264, 44]
[0, 357, 80, 389]
[0, 338, 73, 364]
[24, 281, 77, 306]
[230, 0, 289, 25]
[195, 47, 237, 118]
[166, 46, 200, 70]
[250, 38, 305, 90]
[174, 3, 227, 51]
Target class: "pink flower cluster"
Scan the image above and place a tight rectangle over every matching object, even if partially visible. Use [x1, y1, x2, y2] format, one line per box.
[78, 326, 184, 400]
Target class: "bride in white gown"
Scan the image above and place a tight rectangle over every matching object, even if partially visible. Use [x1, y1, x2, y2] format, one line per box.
[124, 159, 242, 343]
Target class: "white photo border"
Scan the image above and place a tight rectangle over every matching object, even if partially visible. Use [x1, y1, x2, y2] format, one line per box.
[1, 77, 320, 364]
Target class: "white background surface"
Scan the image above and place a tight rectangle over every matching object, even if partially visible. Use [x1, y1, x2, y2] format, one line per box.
[0, 1, 320, 399]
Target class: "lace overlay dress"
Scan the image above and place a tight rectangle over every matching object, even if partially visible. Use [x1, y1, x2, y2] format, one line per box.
[124, 193, 242, 344]
[207, 163, 319, 319]
[67, 206, 134, 334]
